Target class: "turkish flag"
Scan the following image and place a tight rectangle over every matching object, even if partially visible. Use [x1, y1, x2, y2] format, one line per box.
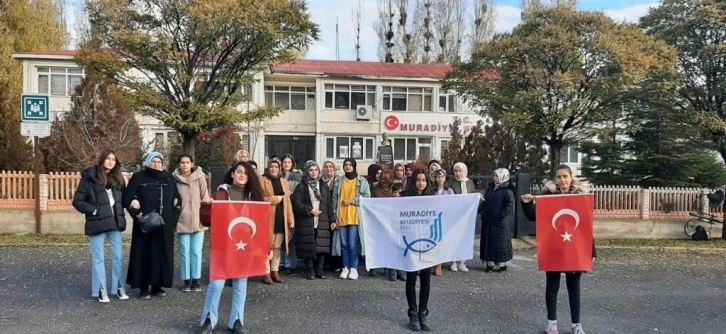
[536, 194, 594, 272]
[210, 201, 270, 280]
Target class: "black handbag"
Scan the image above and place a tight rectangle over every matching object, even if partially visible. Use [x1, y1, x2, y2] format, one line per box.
[138, 185, 165, 233]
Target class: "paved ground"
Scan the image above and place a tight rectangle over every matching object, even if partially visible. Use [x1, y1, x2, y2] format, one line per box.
[1, 245, 724, 334]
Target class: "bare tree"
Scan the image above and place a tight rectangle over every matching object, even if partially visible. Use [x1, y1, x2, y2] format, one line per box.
[375, 0, 397, 62]
[352, 0, 363, 61]
[469, 0, 496, 55]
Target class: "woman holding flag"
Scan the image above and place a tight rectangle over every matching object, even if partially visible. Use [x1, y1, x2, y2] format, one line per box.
[520, 164, 596, 334]
[198, 161, 268, 334]
[403, 169, 436, 331]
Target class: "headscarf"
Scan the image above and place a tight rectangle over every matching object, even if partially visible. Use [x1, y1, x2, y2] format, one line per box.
[428, 161, 441, 181]
[144, 152, 163, 168]
[264, 158, 282, 179]
[434, 169, 447, 179]
[303, 160, 321, 199]
[321, 160, 336, 183]
[343, 158, 358, 180]
[367, 164, 382, 185]
[494, 168, 510, 187]
[453, 162, 469, 181]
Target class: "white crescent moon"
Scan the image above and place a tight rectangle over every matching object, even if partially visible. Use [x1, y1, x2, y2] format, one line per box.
[227, 217, 257, 240]
[386, 117, 396, 129]
[551, 209, 580, 231]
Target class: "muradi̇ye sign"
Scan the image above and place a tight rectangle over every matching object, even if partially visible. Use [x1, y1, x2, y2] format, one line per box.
[382, 113, 484, 134]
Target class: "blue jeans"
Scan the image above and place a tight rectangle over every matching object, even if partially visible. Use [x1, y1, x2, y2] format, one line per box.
[178, 231, 205, 280]
[283, 228, 298, 269]
[89, 230, 125, 297]
[340, 225, 360, 269]
[200, 279, 248, 329]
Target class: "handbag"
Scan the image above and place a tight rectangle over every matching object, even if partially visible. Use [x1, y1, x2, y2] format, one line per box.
[138, 185, 165, 233]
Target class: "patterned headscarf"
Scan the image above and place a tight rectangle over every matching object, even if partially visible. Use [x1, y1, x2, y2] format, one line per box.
[494, 168, 510, 185]
[434, 169, 447, 179]
[303, 160, 321, 200]
[144, 152, 163, 168]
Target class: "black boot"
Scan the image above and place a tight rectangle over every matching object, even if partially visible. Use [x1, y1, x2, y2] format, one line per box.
[418, 309, 430, 331]
[387, 269, 396, 281]
[408, 308, 421, 331]
[315, 256, 326, 279]
[199, 317, 213, 334]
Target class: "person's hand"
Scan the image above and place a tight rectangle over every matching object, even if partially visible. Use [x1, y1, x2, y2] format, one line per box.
[330, 223, 337, 230]
[592, 257, 596, 265]
[173, 198, 179, 207]
[289, 222, 294, 229]
[276, 195, 284, 202]
[267, 250, 273, 260]
[521, 194, 534, 203]
[130, 200, 140, 209]
[202, 198, 212, 205]
[311, 209, 321, 216]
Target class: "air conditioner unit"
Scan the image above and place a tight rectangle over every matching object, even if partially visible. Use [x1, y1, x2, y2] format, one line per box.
[356, 105, 372, 120]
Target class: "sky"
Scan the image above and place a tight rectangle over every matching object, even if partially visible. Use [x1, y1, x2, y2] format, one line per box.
[65, 0, 660, 60]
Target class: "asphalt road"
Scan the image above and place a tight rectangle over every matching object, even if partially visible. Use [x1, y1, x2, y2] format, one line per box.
[0, 245, 724, 334]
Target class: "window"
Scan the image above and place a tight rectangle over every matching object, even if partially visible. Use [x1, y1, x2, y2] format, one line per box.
[324, 84, 375, 110]
[154, 133, 165, 151]
[560, 145, 580, 164]
[264, 86, 315, 111]
[391, 137, 433, 161]
[382, 87, 433, 112]
[325, 136, 376, 160]
[438, 90, 457, 112]
[37, 67, 85, 96]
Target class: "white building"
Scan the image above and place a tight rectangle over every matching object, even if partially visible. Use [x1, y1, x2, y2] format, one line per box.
[13, 51, 581, 174]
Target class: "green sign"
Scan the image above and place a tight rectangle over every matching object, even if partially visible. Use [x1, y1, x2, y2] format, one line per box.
[21, 95, 49, 121]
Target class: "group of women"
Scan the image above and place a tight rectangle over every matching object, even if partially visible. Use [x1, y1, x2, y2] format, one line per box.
[72, 148, 592, 334]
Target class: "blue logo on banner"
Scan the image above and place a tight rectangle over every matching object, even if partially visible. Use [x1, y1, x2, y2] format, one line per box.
[403, 212, 443, 256]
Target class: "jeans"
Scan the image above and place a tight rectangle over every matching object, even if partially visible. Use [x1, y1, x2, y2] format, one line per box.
[545, 272, 582, 323]
[178, 231, 205, 280]
[340, 225, 360, 269]
[89, 230, 125, 297]
[201, 279, 248, 329]
[283, 228, 298, 269]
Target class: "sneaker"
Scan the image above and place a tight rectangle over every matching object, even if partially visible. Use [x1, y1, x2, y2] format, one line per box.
[199, 317, 213, 334]
[450, 262, 458, 272]
[232, 319, 247, 334]
[98, 288, 110, 303]
[139, 289, 151, 300]
[458, 262, 469, 272]
[182, 280, 192, 292]
[191, 279, 202, 292]
[545, 320, 558, 334]
[339, 268, 350, 279]
[152, 288, 167, 297]
[116, 288, 129, 300]
[349, 268, 359, 280]
[571, 323, 586, 334]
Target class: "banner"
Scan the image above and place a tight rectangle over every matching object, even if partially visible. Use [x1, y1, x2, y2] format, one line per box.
[536, 194, 594, 272]
[360, 193, 479, 272]
[210, 201, 270, 280]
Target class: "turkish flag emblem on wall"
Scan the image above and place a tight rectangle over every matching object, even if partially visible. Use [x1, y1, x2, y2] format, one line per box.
[210, 201, 270, 280]
[536, 194, 594, 272]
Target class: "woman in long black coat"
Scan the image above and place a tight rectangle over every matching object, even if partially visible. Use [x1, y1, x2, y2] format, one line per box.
[292, 160, 335, 280]
[479, 168, 515, 272]
[122, 152, 181, 299]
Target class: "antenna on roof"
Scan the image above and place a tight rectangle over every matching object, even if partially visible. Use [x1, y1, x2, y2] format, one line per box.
[336, 16, 340, 61]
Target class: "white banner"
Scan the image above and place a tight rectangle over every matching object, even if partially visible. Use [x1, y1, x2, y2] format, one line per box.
[360, 193, 479, 272]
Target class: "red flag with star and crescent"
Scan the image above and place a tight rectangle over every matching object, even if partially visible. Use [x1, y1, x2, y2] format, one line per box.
[536, 194, 594, 272]
[210, 201, 270, 280]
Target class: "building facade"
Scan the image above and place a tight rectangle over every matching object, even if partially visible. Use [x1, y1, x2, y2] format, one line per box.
[13, 51, 580, 174]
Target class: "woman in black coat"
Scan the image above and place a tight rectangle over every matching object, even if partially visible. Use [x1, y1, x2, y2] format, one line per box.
[479, 168, 515, 272]
[520, 164, 596, 334]
[72, 149, 129, 303]
[292, 160, 335, 280]
[122, 152, 181, 299]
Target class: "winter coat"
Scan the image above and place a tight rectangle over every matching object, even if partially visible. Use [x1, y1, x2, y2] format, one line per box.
[173, 167, 210, 233]
[521, 181, 597, 270]
[450, 179, 476, 195]
[122, 168, 182, 289]
[72, 167, 126, 236]
[479, 182, 515, 263]
[331, 175, 371, 257]
[292, 179, 335, 259]
[261, 176, 295, 253]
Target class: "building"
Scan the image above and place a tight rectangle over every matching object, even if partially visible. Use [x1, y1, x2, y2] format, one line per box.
[13, 51, 580, 174]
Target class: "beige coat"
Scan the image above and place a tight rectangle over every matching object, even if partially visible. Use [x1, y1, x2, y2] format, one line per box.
[173, 167, 210, 233]
[261, 176, 295, 253]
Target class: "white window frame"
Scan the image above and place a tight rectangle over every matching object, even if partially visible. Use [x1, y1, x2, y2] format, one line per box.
[325, 136, 376, 160]
[323, 84, 376, 110]
[37, 67, 85, 96]
[391, 137, 433, 162]
[438, 90, 458, 112]
[264, 85, 315, 111]
[560, 145, 580, 164]
[382, 86, 434, 112]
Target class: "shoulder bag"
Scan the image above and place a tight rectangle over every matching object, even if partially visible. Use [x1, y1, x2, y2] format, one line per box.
[139, 184, 165, 233]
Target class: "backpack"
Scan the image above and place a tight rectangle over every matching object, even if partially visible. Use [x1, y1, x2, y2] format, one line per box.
[692, 225, 709, 241]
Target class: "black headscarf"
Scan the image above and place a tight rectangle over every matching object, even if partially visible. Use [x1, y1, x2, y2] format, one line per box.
[367, 164, 381, 185]
[343, 158, 358, 180]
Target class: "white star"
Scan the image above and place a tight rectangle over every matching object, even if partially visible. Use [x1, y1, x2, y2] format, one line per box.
[235, 240, 247, 251]
[561, 231, 573, 242]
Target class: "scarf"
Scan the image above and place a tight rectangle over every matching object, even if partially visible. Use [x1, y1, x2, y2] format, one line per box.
[144, 151, 163, 168]
[303, 160, 321, 200]
[494, 168, 510, 188]
[343, 158, 358, 180]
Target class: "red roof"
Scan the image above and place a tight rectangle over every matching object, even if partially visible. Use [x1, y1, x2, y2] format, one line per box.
[272, 60, 453, 79]
[14, 50, 78, 57]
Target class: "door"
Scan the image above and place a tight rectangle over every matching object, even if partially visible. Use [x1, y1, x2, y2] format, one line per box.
[265, 135, 315, 165]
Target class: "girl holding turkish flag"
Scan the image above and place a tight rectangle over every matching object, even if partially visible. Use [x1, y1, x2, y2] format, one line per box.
[520, 164, 597, 334]
[198, 161, 268, 334]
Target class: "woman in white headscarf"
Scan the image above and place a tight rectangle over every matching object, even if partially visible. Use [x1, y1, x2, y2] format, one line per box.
[479, 168, 515, 272]
[448, 162, 476, 272]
